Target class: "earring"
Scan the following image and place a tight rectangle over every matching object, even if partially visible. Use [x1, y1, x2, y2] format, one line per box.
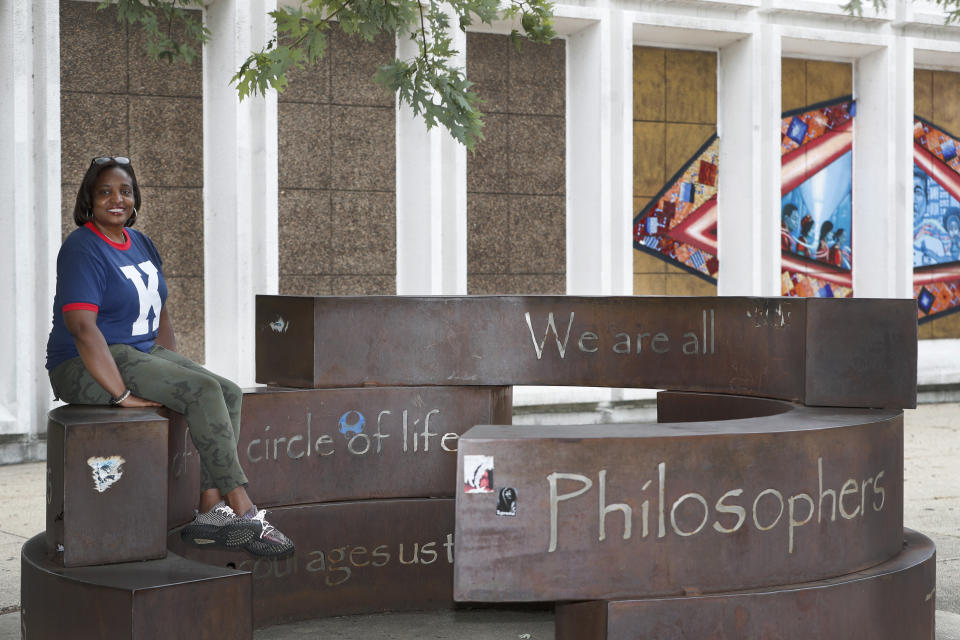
[127, 207, 138, 225]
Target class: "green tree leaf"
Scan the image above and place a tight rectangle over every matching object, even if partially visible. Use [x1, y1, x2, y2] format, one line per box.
[101, 0, 209, 65]
[103, 0, 557, 150]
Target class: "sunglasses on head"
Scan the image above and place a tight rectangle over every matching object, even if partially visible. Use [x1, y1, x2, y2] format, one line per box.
[91, 156, 131, 166]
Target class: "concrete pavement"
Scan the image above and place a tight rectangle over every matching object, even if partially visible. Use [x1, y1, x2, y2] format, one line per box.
[2, 400, 960, 639]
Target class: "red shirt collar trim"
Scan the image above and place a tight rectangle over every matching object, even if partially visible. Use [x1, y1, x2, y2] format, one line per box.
[84, 221, 131, 250]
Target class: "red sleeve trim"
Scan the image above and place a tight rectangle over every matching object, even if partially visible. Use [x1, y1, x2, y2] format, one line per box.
[63, 302, 99, 313]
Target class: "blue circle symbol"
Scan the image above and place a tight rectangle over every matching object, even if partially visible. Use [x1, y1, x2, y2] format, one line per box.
[338, 410, 366, 435]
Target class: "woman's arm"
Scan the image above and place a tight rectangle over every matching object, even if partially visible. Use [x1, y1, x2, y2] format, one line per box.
[63, 309, 161, 408]
[155, 307, 178, 352]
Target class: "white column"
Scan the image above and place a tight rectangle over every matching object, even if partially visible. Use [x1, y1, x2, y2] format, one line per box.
[567, 18, 631, 295]
[395, 29, 468, 295]
[607, 14, 635, 296]
[853, 38, 914, 298]
[565, 20, 603, 295]
[717, 26, 782, 296]
[203, 0, 278, 386]
[0, 0, 60, 462]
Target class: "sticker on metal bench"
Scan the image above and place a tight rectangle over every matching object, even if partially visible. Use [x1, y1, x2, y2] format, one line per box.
[464, 455, 494, 494]
[497, 487, 518, 516]
[87, 455, 125, 493]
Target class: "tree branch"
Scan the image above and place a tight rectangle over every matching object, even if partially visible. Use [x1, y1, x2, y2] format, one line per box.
[106, 0, 556, 150]
[417, 0, 430, 68]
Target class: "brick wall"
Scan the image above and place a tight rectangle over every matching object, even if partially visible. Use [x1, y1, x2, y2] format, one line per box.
[60, 1, 205, 361]
[466, 33, 566, 294]
[277, 31, 397, 296]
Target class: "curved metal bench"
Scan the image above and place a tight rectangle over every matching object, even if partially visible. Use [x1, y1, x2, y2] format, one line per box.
[22, 295, 927, 638]
[454, 393, 905, 600]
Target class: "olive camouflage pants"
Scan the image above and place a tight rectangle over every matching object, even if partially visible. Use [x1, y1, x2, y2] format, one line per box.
[49, 344, 248, 494]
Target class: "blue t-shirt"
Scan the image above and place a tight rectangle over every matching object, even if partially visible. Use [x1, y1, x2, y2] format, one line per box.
[46, 222, 168, 370]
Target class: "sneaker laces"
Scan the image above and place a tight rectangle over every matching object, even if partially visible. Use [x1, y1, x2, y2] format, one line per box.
[213, 503, 237, 518]
[251, 509, 276, 539]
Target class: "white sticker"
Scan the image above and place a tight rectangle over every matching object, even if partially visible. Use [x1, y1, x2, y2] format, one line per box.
[269, 316, 289, 334]
[463, 454, 494, 494]
[87, 455, 126, 493]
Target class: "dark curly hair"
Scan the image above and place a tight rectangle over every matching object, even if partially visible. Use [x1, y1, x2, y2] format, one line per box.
[72, 157, 142, 228]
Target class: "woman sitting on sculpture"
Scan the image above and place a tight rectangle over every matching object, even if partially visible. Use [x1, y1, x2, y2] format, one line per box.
[45, 156, 293, 558]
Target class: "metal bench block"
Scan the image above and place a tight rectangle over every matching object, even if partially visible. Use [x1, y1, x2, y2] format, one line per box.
[166, 385, 510, 528]
[168, 498, 455, 628]
[21, 534, 251, 640]
[454, 396, 904, 601]
[255, 295, 917, 409]
[46, 406, 168, 567]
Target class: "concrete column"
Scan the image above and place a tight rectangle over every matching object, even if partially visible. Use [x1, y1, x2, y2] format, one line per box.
[853, 38, 914, 298]
[565, 20, 603, 295]
[717, 25, 782, 296]
[607, 14, 635, 296]
[0, 0, 60, 461]
[203, 0, 278, 386]
[567, 16, 632, 295]
[395, 27, 468, 295]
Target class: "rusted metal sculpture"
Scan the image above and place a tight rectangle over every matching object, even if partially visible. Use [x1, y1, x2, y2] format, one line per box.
[23, 294, 928, 638]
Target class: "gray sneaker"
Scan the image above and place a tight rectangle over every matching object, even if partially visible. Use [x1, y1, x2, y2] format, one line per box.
[180, 501, 261, 550]
[243, 509, 295, 558]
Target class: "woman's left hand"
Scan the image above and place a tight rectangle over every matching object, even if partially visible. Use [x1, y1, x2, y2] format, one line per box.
[118, 394, 162, 408]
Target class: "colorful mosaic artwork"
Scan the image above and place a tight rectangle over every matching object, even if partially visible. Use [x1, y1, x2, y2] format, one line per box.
[781, 269, 852, 299]
[632, 98, 855, 298]
[781, 152, 852, 267]
[780, 98, 855, 298]
[633, 136, 720, 281]
[632, 99, 960, 317]
[914, 118, 960, 322]
[780, 101, 855, 155]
